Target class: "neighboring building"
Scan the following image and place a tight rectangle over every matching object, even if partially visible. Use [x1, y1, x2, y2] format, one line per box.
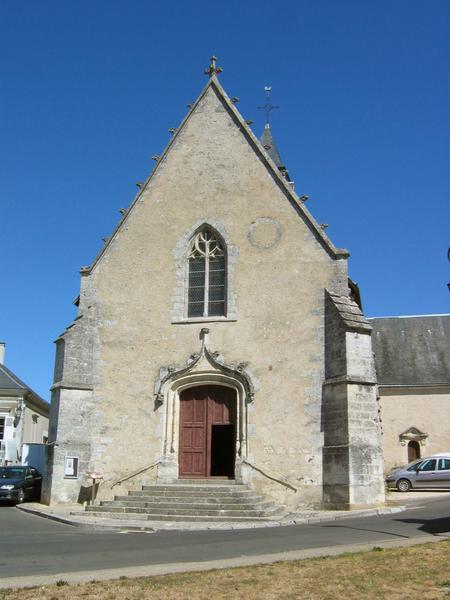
[0, 342, 49, 465]
[44, 59, 385, 511]
[370, 315, 450, 471]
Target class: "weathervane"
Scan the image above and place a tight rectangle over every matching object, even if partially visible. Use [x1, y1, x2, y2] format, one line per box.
[257, 86, 279, 125]
[204, 56, 223, 77]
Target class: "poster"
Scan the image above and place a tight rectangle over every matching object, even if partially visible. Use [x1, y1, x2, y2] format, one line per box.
[64, 456, 79, 478]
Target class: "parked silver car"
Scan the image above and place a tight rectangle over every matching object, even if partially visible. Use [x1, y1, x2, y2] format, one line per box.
[385, 454, 450, 492]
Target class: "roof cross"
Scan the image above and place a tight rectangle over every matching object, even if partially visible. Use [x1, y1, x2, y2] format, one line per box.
[257, 86, 279, 126]
[204, 56, 223, 77]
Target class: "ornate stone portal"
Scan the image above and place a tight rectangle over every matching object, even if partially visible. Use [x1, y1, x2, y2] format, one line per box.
[154, 328, 257, 483]
[399, 426, 428, 447]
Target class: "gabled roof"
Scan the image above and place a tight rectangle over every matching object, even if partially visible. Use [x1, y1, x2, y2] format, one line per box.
[81, 73, 349, 275]
[370, 314, 450, 386]
[0, 363, 48, 411]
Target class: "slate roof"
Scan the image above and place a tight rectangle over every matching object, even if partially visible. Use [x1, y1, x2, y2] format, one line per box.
[369, 315, 450, 386]
[327, 292, 372, 332]
[0, 363, 28, 390]
[260, 124, 291, 182]
[260, 124, 284, 168]
[0, 363, 48, 411]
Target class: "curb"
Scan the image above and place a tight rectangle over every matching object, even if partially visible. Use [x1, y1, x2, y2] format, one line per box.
[16, 505, 124, 531]
[17, 503, 406, 533]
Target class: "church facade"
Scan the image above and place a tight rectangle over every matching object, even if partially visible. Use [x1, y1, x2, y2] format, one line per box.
[43, 60, 385, 511]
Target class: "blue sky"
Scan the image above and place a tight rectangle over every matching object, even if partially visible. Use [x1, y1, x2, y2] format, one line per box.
[1, 0, 449, 401]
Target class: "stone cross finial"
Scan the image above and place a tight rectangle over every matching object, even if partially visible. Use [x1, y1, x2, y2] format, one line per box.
[204, 56, 223, 77]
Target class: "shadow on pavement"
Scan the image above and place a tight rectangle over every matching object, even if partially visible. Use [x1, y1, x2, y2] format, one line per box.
[393, 516, 450, 536]
[322, 523, 411, 539]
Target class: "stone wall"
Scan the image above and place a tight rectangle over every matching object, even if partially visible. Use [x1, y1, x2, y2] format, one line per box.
[43, 304, 96, 503]
[380, 386, 450, 471]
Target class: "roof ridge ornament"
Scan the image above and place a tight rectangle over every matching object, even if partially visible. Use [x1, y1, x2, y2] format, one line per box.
[204, 55, 223, 77]
[257, 85, 279, 126]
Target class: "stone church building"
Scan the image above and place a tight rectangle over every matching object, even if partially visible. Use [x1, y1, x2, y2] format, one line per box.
[44, 59, 385, 512]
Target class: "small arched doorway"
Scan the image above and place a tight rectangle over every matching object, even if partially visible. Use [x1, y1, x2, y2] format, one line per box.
[408, 440, 421, 462]
[179, 385, 236, 479]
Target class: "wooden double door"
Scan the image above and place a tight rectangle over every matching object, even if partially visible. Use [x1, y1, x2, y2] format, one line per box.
[179, 385, 236, 478]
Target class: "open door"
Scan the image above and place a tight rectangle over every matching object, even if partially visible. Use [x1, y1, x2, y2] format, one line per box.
[179, 385, 236, 478]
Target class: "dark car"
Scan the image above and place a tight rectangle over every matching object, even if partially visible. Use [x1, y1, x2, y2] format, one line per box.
[0, 466, 42, 504]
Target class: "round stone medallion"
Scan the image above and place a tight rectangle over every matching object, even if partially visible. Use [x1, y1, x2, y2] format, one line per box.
[247, 217, 281, 250]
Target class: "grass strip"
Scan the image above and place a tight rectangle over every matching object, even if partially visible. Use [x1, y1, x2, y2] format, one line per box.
[2, 539, 450, 599]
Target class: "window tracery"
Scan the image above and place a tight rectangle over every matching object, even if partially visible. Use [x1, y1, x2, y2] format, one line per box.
[187, 228, 226, 318]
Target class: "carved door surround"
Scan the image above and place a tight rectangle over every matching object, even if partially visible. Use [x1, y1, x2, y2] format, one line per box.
[399, 426, 428, 447]
[154, 328, 256, 484]
[399, 426, 428, 462]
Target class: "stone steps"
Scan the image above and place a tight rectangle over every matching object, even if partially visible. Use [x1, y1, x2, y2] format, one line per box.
[130, 489, 256, 498]
[166, 479, 236, 485]
[108, 497, 264, 507]
[86, 505, 272, 518]
[99, 500, 277, 512]
[81, 480, 285, 523]
[73, 511, 279, 523]
[113, 492, 261, 502]
[140, 484, 245, 493]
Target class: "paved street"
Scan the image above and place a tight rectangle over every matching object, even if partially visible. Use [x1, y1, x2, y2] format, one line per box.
[0, 496, 449, 585]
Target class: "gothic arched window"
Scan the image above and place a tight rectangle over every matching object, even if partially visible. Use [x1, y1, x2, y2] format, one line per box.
[187, 228, 226, 318]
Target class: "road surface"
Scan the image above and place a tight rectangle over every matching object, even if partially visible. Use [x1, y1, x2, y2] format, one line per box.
[0, 497, 448, 585]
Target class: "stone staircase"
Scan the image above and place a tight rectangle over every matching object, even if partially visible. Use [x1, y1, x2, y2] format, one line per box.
[79, 480, 286, 522]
